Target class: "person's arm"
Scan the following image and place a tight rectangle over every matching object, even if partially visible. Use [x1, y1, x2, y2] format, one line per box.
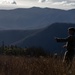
[55, 37, 69, 42]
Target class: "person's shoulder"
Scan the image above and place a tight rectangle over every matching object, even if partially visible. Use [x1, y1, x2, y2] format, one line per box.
[67, 35, 74, 39]
[68, 35, 74, 37]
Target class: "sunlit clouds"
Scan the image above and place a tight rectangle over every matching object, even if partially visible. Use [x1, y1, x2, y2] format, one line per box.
[38, 0, 48, 2]
[0, 0, 16, 4]
[0, 0, 75, 10]
[16, 0, 75, 9]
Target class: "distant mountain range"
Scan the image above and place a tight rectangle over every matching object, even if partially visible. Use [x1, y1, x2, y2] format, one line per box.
[0, 7, 75, 30]
[0, 23, 75, 54]
[0, 7, 75, 54]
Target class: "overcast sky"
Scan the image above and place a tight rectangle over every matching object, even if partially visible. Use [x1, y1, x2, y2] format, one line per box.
[0, 0, 75, 10]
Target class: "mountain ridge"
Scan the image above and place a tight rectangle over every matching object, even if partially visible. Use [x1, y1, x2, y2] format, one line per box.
[0, 7, 75, 30]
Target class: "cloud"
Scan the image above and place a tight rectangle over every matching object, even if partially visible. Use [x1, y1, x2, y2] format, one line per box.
[38, 0, 48, 2]
[36, 0, 75, 10]
[0, 0, 16, 4]
[51, 1, 75, 6]
[52, 1, 67, 5]
[50, 0, 65, 2]
[0, 0, 75, 10]
[48, 0, 75, 2]
[38, 0, 75, 6]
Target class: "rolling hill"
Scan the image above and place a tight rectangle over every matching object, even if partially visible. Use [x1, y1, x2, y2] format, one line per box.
[0, 23, 75, 54]
[0, 29, 40, 46]
[16, 23, 75, 54]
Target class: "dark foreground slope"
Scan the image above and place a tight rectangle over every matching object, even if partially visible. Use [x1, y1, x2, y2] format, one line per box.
[18, 23, 75, 54]
[1, 55, 75, 75]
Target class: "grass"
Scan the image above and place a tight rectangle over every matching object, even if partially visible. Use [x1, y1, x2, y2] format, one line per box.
[0, 55, 75, 75]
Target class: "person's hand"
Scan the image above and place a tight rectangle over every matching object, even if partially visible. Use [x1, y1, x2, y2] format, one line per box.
[63, 45, 67, 48]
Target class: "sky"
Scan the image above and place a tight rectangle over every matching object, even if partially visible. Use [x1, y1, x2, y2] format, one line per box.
[0, 0, 75, 10]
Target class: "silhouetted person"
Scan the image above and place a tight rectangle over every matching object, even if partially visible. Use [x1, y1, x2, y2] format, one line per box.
[55, 27, 75, 70]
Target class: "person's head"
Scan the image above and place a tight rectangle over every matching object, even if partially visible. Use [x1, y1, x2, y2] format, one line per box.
[68, 27, 75, 35]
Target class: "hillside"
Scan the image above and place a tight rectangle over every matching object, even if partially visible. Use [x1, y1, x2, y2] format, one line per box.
[17, 23, 75, 54]
[0, 29, 40, 46]
[0, 23, 75, 53]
